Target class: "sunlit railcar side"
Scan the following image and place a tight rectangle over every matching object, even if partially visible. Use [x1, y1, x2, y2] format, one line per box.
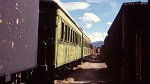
[55, 8, 83, 68]
[39, 0, 91, 69]
[39, 0, 91, 73]
[82, 33, 91, 57]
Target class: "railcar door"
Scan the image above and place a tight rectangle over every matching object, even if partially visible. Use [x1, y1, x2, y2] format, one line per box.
[38, 1, 57, 70]
[135, 32, 141, 81]
[135, 29, 150, 82]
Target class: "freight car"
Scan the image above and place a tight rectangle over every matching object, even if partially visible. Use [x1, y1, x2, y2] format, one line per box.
[104, 1, 150, 84]
[0, 0, 91, 83]
[0, 0, 39, 83]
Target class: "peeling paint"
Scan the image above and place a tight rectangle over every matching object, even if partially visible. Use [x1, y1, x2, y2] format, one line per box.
[16, 18, 19, 24]
[12, 41, 14, 48]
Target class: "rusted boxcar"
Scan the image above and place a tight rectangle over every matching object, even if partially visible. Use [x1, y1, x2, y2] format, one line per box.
[0, 0, 39, 83]
[104, 2, 150, 84]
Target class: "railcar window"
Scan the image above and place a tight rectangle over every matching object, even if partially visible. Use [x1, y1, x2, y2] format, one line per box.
[77, 33, 79, 44]
[73, 31, 75, 43]
[72, 30, 74, 43]
[61, 21, 64, 41]
[70, 29, 72, 43]
[86, 42, 88, 47]
[74, 32, 76, 44]
[78, 36, 80, 45]
[80, 36, 82, 45]
[83, 40, 85, 46]
[72, 31, 74, 43]
[78, 34, 79, 44]
[68, 26, 70, 42]
[76, 33, 78, 44]
[65, 24, 68, 41]
[79, 36, 81, 45]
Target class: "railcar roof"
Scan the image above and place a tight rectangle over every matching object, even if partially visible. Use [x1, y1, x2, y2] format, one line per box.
[41, 0, 91, 42]
[41, 0, 81, 31]
[123, 2, 147, 5]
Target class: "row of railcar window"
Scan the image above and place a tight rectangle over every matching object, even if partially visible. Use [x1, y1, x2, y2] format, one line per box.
[83, 40, 91, 48]
[61, 20, 82, 45]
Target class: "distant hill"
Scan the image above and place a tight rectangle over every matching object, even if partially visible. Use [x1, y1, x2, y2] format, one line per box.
[91, 41, 104, 47]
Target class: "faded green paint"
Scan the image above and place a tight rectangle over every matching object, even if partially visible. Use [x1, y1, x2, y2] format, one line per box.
[54, 8, 91, 68]
[55, 9, 82, 67]
[82, 33, 91, 57]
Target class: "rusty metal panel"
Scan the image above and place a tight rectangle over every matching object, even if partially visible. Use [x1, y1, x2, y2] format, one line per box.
[0, 0, 39, 77]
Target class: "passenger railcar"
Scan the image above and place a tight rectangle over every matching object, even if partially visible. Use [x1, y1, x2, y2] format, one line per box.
[39, 0, 91, 70]
[91, 45, 97, 55]
[104, 2, 150, 84]
[0, 0, 91, 83]
[82, 32, 91, 57]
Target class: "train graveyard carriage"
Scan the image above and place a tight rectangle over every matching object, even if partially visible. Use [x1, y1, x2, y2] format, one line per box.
[81, 33, 92, 62]
[104, 1, 150, 84]
[91, 45, 97, 56]
[38, 0, 92, 82]
[56, 6, 83, 69]
[0, 0, 39, 83]
[82, 33, 91, 57]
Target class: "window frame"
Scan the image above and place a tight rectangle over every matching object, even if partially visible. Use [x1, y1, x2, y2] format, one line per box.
[61, 20, 65, 41]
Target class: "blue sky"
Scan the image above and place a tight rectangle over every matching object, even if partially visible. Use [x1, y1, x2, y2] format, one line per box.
[58, 0, 148, 42]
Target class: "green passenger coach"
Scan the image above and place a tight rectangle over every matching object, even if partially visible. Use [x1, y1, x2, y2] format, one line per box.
[56, 9, 83, 67]
[83, 33, 91, 57]
[39, 0, 91, 70]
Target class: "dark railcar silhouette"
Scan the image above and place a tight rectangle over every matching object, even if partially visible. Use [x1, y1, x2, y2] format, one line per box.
[104, 2, 150, 84]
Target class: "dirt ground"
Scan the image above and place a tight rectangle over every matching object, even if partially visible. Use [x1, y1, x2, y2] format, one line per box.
[54, 55, 111, 84]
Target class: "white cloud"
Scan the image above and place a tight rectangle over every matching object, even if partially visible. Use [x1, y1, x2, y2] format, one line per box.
[85, 23, 92, 28]
[109, 1, 117, 11]
[55, 0, 61, 2]
[61, 2, 90, 11]
[106, 22, 112, 26]
[79, 13, 101, 28]
[86, 0, 103, 3]
[88, 32, 107, 42]
[81, 13, 101, 23]
[87, 0, 118, 12]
